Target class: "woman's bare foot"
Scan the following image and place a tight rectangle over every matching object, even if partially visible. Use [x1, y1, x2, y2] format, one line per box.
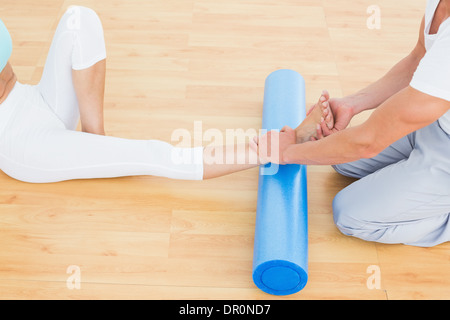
[295, 90, 334, 143]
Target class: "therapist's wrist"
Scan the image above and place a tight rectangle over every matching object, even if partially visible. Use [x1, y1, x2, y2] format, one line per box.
[281, 144, 297, 165]
[343, 92, 375, 116]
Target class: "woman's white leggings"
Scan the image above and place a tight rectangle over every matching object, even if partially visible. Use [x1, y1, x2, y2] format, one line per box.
[0, 7, 204, 183]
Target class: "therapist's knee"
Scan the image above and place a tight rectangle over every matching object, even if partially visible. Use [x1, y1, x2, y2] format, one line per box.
[332, 188, 365, 237]
[333, 163, 364, 179]
[333, 188, 386, 244]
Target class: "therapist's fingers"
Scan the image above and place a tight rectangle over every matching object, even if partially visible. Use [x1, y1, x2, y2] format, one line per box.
[281, 125, 293, 133]
[316, 123, 324, 140]
[250, 136, 258, 152]
[321, 117, 333, 136]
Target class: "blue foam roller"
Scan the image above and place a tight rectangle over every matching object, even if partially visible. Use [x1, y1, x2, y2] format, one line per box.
[252, 69, 308, 296]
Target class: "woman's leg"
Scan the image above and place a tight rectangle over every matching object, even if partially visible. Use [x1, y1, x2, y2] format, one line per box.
[10, 6, 339, 182]
[202, 143, 260, 179]
[37, 6, 107, 133]
[73, 60, 106, 135]
[1, 123, 204, 183]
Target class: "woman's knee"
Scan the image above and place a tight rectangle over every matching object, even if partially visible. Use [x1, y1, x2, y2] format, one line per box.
[61, 6, 104, 38]
[63, 6, 106, 70]
[64, 6, 101, 25]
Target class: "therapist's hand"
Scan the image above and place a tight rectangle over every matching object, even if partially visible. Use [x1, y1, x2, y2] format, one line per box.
[252, 126, 297, 165]
[309, 95, 355, 140]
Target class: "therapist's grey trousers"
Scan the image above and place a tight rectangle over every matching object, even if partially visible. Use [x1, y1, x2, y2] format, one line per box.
[332, 121, 450, 247]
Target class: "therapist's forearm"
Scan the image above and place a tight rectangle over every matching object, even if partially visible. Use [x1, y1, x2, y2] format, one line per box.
[346, 52, 422, 115]
[283, 126, 374, 166]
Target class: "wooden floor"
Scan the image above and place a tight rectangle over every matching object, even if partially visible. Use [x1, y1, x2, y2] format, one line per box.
[1, 0, 449, 300]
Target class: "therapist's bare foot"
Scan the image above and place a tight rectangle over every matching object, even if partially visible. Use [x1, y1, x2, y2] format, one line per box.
[295, 90, 334, 143]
